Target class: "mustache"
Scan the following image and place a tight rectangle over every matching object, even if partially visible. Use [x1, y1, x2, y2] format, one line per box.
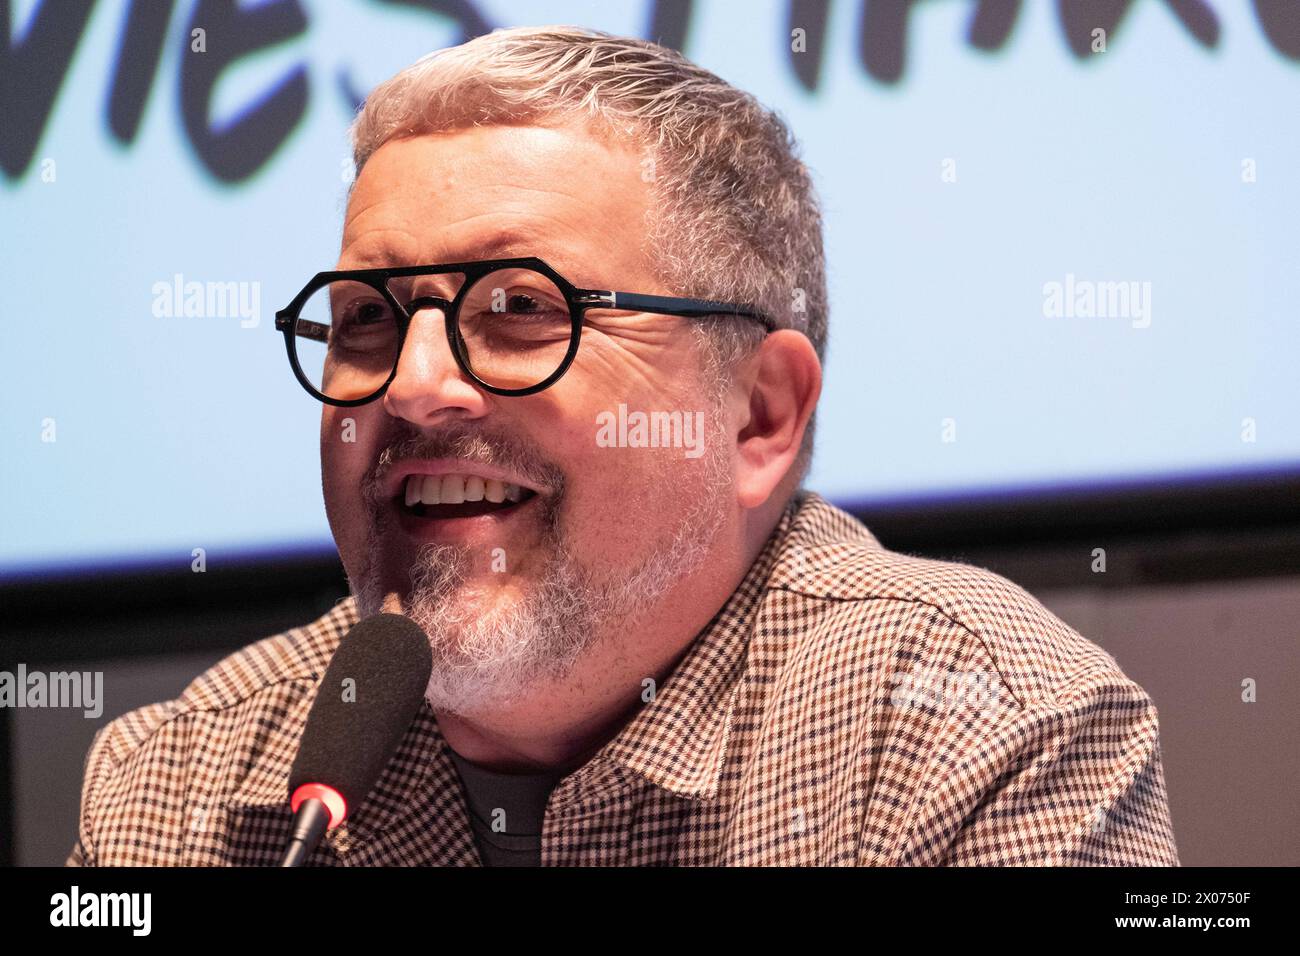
[360, 422, 565, 506]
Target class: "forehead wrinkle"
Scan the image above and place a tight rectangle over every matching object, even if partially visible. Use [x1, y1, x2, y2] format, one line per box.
[340, 217, 603, 280]
[340, 231, 546, 270]
[338, 225, 418, 268]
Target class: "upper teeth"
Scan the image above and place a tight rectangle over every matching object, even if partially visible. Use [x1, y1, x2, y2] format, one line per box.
[404, 475, 524, 506]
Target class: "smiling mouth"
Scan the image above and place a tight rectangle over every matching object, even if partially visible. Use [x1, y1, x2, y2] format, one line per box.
[395, 473, 539, 521]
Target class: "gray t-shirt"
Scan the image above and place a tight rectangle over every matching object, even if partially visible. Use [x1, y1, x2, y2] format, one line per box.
[447, 748, 567, 866]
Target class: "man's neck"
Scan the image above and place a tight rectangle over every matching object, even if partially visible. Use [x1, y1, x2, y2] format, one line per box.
[434, 504, 784, 774]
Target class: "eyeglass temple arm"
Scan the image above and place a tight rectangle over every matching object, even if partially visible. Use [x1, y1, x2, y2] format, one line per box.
[594, 291, 777, 332]
[276, 312, 329, 342]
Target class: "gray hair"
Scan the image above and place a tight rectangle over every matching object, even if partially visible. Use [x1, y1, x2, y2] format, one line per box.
[348, 25, 827, 478]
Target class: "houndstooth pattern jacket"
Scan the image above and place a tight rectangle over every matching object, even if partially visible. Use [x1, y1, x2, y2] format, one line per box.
[67, 492, 1178, 866]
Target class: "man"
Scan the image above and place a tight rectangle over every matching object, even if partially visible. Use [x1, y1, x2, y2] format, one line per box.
[68, 26, 1177, 866]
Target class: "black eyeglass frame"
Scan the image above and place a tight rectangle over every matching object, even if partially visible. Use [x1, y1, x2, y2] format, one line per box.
[274, 255, 778, 406]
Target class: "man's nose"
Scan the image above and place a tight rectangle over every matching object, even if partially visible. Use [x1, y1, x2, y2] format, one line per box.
[382, 297, 489, 425]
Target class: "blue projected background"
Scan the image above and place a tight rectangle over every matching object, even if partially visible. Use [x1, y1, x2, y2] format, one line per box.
[2, 0, 1297, 577]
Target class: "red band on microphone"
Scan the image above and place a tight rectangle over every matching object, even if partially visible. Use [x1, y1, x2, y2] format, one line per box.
[290, 783, 348, 828]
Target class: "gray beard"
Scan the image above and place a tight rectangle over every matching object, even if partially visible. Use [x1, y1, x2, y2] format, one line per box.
[350, 409, 731, 717]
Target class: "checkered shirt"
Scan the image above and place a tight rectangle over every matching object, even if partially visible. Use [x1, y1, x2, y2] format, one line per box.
[67, 491, 1178, 866]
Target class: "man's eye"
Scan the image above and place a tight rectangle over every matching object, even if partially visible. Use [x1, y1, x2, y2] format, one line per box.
[353, 303, 389, 324]
[506, 294, 541, 313]
[339, 301, 390, 326]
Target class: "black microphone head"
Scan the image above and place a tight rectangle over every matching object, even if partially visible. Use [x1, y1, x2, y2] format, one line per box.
[288, 613, 433, 821]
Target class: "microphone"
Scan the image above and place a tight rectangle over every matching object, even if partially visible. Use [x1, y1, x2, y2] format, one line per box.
[278, 612, 432, 867]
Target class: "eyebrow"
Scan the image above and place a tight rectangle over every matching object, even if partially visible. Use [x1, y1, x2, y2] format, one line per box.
[342, 233, 552, 269]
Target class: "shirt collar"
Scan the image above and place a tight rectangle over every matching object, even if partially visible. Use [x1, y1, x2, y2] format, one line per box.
[594, 493, 804, 800]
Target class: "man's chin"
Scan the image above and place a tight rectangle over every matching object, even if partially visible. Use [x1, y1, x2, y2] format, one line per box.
[356, 566, 523, 621]
[409, 575, 599, 716]
[397, 578, 531, 627]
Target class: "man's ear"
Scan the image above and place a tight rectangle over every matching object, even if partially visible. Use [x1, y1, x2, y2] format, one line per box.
[733, 330, 821, 509]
